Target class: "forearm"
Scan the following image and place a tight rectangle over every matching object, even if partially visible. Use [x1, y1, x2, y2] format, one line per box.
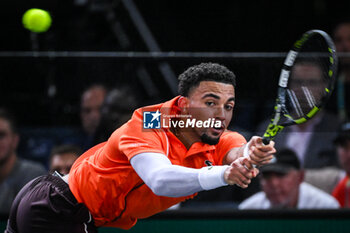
[130, 153, 229, 197]
[223, 136, 276, 166]
[222, 144, 246, 165]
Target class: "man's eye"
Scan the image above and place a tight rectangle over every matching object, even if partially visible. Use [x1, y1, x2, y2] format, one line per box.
[225, 105, 233, 111]
[205, 102, 215, 107]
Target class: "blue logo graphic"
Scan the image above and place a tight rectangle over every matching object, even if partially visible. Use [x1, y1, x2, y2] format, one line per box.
[143, 110, 161, 129]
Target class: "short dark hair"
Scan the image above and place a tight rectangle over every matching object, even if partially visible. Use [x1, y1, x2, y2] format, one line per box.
[80, 84, 107, 102]
[0, 108, 18, 133]
[49, 144, 82, 162]
[178, 63, 236, 97]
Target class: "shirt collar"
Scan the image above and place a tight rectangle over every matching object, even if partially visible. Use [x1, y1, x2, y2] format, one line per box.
[160, 96, 181, 116]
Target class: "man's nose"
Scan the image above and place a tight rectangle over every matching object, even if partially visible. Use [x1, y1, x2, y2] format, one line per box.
[90, 109, 101, 119]
[265, 175, 282, 187]
[214, 106, 226, 120]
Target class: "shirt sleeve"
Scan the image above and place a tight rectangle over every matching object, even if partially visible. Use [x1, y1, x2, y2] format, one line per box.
[214, 131, 247, 165]
[130, 152, 229, 197]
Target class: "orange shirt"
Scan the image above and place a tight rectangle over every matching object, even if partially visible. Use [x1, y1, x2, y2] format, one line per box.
[69, 96, 246, 229]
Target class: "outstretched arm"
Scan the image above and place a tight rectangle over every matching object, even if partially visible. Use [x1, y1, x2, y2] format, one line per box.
[130, 152, 256, 197]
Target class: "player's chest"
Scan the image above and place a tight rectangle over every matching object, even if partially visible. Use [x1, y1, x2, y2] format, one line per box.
[167, 142, 216, 168]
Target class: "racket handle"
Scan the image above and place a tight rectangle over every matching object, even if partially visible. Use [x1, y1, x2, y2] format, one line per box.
[262, 137, 271, 145]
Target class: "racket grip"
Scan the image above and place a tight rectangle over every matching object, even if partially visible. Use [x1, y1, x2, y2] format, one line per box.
[262, 137, 271, 145]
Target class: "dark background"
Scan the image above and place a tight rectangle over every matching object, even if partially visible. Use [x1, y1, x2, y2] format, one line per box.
[0, 0, 348, 129]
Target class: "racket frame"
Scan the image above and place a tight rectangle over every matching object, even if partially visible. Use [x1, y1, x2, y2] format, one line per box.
[262, 29, 338, 144]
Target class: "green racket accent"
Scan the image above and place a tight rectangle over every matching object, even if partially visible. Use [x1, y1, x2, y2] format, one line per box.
[294, 117, 307, 124]
[263, 123, 285, 140]
[294, 34, 309, 49]
[294, 106, 320, 125]
[330, 56, 334, 64]
[325, 88, 329, 93]
[329, 70, 333, 77]
[306, 106, 320, 118]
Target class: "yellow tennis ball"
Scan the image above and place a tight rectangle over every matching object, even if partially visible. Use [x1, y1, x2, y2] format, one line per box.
[22, 8, 52, 33]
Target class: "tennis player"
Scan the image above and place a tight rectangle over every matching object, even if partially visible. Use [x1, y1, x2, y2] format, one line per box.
[5, 63, 275, 233]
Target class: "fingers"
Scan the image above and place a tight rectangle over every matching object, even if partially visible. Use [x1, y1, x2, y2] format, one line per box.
[253, 141, 276, 153]
[248, 137, 276, 165]
[232, 161, 254, 179]
[225, 166, 251, 188]
[241, 157, 253, 170]
[251, 136, 275, 149]
[252, 136, 263, 145]
[232, 157, 254, 172]
[248, 147, 275, 165]
[225, 159, 259, 189]
[253, 167, 259, 176]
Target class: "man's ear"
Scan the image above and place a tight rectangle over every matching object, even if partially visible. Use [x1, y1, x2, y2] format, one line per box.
[178, 96, 189, 113]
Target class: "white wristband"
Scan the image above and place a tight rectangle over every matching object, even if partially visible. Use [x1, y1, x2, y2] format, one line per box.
[198, 165, 230, 190]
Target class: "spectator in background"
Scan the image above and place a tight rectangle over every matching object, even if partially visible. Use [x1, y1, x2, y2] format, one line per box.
[332, 123, 350, 207]
[15, 85, 106, 165]
[0, 109, 46, 216]
[239, 149, 339, 209]
[332, 20, 350, 122]
[79, 84, 107, 150]
[49, 144, 82, 175]
[304, 166, 344, 194]
[257, 62, 341, 168]
[93, 86, 139, 144]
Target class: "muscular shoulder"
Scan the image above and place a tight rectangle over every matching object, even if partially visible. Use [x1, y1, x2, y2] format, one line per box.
[219, 131, 247, 145]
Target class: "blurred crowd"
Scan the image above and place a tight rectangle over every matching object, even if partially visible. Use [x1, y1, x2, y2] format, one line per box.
[1, 20, 350, 218]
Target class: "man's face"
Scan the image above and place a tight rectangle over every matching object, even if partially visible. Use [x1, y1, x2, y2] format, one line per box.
[185, 81, 235, 145]
[50, 152, 79, 175]
[80, 88, 106, 135]
[289, 63, 325, 117]
[260, 170, 302, 208]
[337, 141, 350, 175]
[102, 91, 134, 129]
[0, 118, 18, 164]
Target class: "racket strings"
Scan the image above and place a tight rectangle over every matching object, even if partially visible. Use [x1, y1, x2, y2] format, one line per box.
[301, 86, 316, 108]
[285, 34, 332, 120]
[286, 89, 304, 118]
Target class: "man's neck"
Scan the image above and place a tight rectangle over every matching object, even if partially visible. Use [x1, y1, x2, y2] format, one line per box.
[0, 154, 17, 183]
[170, 127, 197, 150]
[288, 186, 300, 209]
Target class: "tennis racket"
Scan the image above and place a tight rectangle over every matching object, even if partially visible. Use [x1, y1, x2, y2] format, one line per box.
[262, 29, 338, 145]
